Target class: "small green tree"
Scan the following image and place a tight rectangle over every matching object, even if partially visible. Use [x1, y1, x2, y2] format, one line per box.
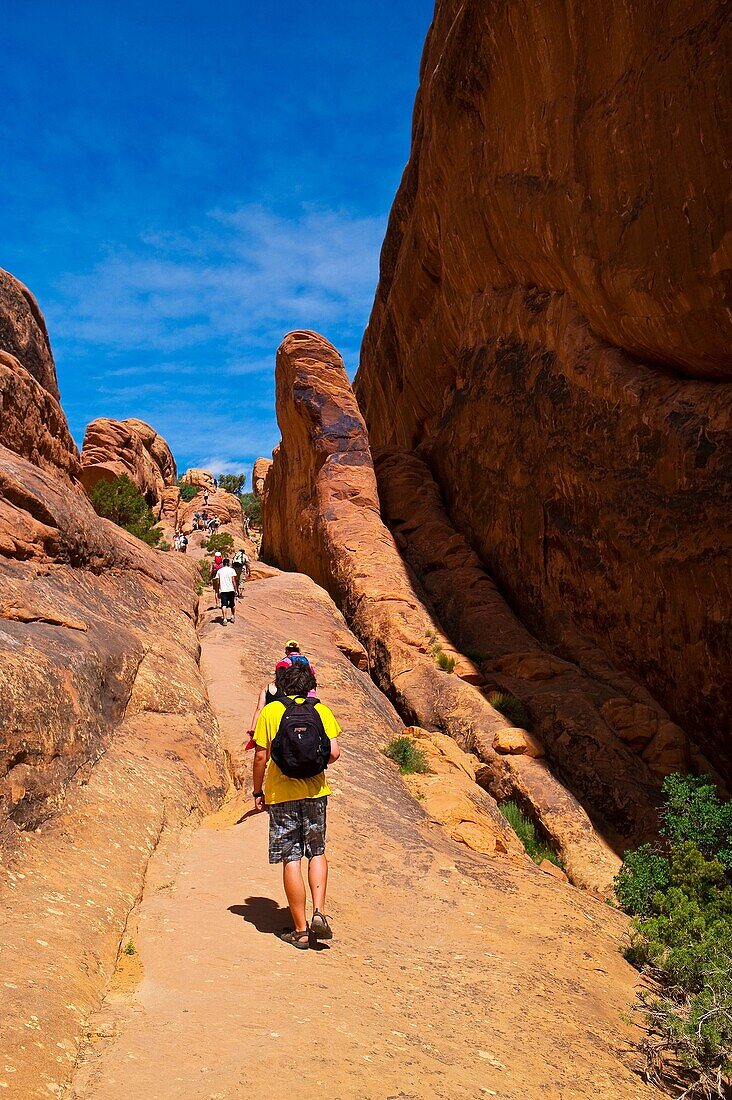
[177, 480, 198, 502]
[203, 532, 234, 555]
[616, 775, 732, 1096]
[89, 475, 162, 547]
[218, 473, 246, 496]
[240, 492, 262, 527]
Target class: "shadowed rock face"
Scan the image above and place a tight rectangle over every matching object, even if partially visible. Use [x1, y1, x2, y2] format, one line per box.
[80, 417, 177, 508]
[263, 330, 625, 891]
[356, 0, 732, 774]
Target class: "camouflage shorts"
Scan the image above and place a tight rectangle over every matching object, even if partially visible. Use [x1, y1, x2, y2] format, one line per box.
[267, 797, 328, 864]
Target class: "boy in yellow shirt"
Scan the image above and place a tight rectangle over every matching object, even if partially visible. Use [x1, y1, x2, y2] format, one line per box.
[252, 661, 341, 949]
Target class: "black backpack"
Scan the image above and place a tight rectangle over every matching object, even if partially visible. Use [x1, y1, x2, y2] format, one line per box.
[270, 695, 331, 779]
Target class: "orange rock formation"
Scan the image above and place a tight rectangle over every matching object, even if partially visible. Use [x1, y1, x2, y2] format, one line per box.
[356, 0, 732, 778]
[262, 330, 621, 890]
[80, 417, 177, 507]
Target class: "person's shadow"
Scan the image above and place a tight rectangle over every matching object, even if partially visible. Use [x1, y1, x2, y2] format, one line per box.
[228, 896, 329, 949]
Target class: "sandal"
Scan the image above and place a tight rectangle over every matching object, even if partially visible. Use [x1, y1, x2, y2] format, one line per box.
[310, 910, 333, 940]
[279, 927, 310, 950]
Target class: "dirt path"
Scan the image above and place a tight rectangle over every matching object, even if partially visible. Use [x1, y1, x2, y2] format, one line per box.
[70, 571, 661, 1100]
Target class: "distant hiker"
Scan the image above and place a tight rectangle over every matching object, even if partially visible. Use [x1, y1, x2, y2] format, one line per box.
[232, 548, 250, 590]
[278, 640, 317, 679]
[179, 533, 188, 554]
[246, 643, 317, 748]
[217, 557, 238, 625]
[243, 514, 251, 538]
[173, 532, 180, 552]
[213, 477, 218, 489]
[203, 489, 209, 506]
[193, 511, 200, 530]
[252, 661, 341, 948]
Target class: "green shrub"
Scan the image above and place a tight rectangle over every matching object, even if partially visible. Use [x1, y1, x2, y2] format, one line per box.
[499, 800, 562, 867]
[436, 651, 456, 673]
[616, 775, 732, 1095]
[218, 473, 246, 496]
[123, 939, 136, 956]
[615, 844, 671, 918]
[240, 492, 262, 527]
[487, 691, 531, 730]
[197, 560, 211, 586]
[203, 532, 234, 555]
[89, 475, 162, 547]
[383, 736, 429, 775]
[661, 773, 732, 870]
[177, 481, 198, 502]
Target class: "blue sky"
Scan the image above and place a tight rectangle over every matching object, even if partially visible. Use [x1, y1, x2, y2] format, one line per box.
[1, 0, 431, 477]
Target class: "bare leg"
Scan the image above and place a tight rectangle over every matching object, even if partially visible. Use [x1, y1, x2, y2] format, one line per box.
[283, 860, 307, 931]
[308, 854, 328, 913]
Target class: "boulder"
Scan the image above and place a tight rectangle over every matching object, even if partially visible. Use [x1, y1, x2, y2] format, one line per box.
[493, 728, 545, 759]
[180, 468, 214, 490]
[252, 457, 272, 498]
[356, 0, 732, 779]
[262, 329, 620, 891]
[80, 417, 177, 508]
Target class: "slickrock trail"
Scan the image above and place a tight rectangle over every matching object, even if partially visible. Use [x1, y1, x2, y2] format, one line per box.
[70, 570, 661, 1100]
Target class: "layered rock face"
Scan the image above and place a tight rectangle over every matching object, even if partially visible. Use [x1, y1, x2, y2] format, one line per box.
[0, 275, 226, 841]
[356, 0, 732, 774]
[80, 417, 177, 508]
[263, 330, 623, 890]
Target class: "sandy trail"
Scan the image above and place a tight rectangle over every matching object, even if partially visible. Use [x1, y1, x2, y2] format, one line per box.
[70, 570, 660, 1100]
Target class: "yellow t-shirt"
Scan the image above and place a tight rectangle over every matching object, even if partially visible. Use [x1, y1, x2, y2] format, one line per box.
[254, 696, 341, 805]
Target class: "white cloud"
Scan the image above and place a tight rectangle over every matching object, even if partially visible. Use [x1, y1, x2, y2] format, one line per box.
[47, 201, 385, 469]
[49, 203, 384, 368]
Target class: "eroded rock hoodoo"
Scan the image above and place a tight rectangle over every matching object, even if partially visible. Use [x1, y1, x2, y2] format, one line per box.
[355, 0, 732, 779]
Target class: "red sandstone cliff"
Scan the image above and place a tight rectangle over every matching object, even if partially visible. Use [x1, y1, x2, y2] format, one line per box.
[80, 416, 177, 508]
[356, 0, 732, 776]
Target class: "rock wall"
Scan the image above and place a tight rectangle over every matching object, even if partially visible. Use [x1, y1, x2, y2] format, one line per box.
[262, 330, 623, 891]
[356, 0, 732, 775]
[80, 417, 177, 508]
[0, 274, 227, 840]
[0, 272, 228, 1094]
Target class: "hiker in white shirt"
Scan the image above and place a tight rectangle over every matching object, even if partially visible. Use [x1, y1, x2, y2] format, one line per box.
[217, 558, 239, 625]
